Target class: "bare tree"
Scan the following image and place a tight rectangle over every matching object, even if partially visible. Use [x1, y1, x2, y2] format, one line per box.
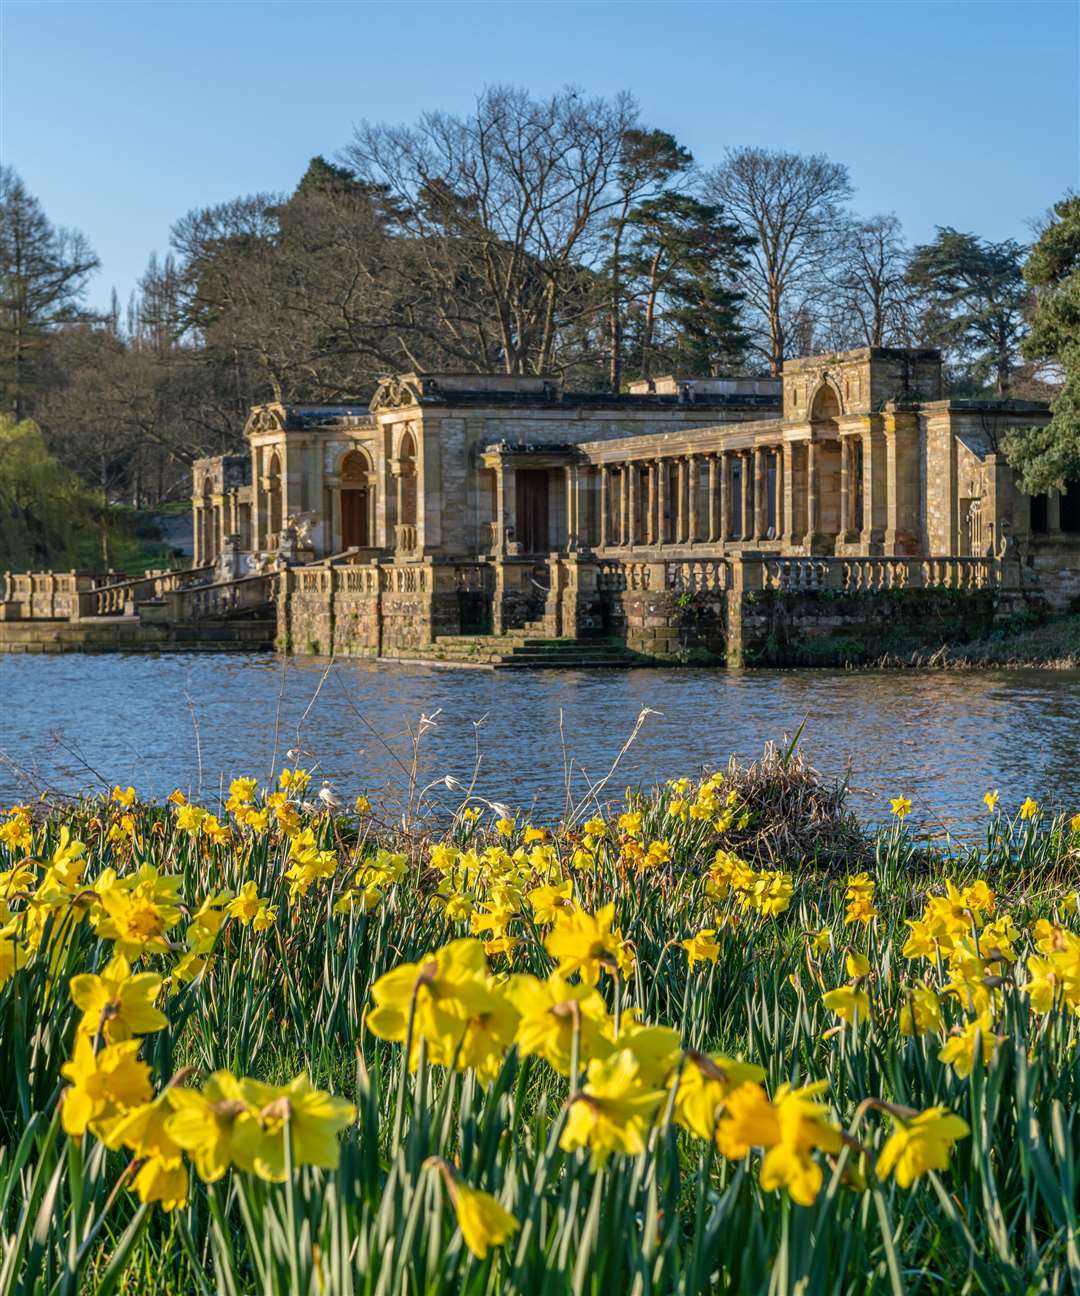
[703, 147, 852, 375]
[346, 85, 639, 376]
[820, 214, 919, 350]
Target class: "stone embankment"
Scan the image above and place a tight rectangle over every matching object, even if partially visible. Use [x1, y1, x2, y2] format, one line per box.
[0, 552, 1049, 667]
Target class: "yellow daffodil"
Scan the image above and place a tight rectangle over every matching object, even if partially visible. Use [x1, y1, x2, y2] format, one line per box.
[1019, 797, 1038, 820]
[545, 902, 634, 986]
[507, 970, 613, 1075]
[227, 1074, 356, 1180]
[426, 1160, 519, 1259]
[165, 1071, 258, 1183]
[69, 953, 167, 1042]
[717, 1080, 843, 1207]
[876, 1106, 969, 1188]
[61, 1036, 153, 1138]
[366, 938, 492, 1067]
[890, 795, 912, 819]
[938, 1013, 1000, 1078]
[670, 1051, 766, 1143]
[559, 1050, 665, 1168]
[822, 983, 870, 1026]
[899, 986, 943, 1036]
[680, 928, 721, 969]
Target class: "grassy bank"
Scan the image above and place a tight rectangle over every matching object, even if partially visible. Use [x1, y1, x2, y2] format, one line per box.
[2, 751, 1080, 1293]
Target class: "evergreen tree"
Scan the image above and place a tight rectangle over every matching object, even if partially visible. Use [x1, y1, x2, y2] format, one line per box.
[0, 167, 99, 418]
[907, 227, 1028, 395]
[1004, 194, 1080, 492]
[624, 193, 752, 379]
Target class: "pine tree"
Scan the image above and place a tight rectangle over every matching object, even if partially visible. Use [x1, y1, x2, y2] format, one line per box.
[1004, 195, 1080, 492]
[0, 167, 98, 418]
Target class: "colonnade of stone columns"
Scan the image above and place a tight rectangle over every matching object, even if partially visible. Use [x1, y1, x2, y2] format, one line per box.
[595, 447, 789, 549]
[194, 494, 252, 565]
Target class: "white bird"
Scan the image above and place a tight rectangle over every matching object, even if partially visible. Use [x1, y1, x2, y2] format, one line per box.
[318, 782, 343, 812]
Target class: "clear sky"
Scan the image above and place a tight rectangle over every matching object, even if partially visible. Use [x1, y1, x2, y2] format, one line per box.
[2, 0, 1077, 311]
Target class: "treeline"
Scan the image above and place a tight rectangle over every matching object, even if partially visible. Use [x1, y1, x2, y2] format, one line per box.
[0, 85, 1068, 510]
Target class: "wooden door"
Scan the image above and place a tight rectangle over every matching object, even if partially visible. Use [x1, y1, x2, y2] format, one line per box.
[341, 488, 368, 548]
[516, 470, 550, 554]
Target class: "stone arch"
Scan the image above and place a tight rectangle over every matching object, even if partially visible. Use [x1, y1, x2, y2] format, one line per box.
[266, 451, 283, 543]
[201, 474, 216, 563]
[338, 447, 373, 549]
[808, 379, 843, 425]
[396, 429, 418, 530]
[808, 380, 843, 547]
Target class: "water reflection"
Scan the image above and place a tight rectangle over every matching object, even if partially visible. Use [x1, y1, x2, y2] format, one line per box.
[3, 653, 1079, 834]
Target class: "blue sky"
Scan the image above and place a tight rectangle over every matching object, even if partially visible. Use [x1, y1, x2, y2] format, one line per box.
[2, 0, 1077, 310]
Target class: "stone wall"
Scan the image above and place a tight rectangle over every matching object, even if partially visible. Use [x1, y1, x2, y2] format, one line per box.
[606, 588, 726, 663]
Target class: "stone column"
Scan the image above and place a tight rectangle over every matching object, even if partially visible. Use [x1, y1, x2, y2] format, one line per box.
[883, 410, 920, 555]
[599, 466, 610, 549]
[564, 464, 577, 552]
[707, 455, 719, 542]
[494, 461, 517, 555]
[754, 448, 767, 540]
[839, 437, 850, 538]
[781, 443, 794, 544]
[645, 462, 656, 545]
[741, 450, 753, 541]
[656, 458, 668, 546]
[619, 467, 629, 546]
[807, 439, 820, 545]
[627, 461, 639, 548]
[719, 452, 730, 541]
[687, 454, 699, 545]
[675, 458, 687, 544]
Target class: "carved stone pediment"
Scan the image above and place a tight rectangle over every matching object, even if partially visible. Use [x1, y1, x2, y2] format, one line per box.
[371, 375, 425, 412]
[247, 405, 286, 435]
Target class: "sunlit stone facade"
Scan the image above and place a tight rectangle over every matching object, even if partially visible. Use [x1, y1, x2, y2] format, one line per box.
[194, 348, 1052, 568]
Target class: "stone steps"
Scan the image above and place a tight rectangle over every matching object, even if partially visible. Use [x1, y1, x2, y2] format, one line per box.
[417, 634, 639, 669]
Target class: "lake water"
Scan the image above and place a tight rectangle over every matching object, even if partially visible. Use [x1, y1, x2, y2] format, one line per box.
[2, 653, 1078, 835]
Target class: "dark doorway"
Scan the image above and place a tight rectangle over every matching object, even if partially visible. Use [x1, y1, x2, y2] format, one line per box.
[341, 489, 369, 548]
[516, 469, 550, 553]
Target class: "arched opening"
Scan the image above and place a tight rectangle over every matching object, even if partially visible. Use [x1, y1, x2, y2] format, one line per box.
[809, 384, 842, 548]
[339, 449, 371, 549]
[397, 431, 417, 527]
[266, 452, 283, 546]
[809, 383, 841, 425]
[201, 477, 216, 563]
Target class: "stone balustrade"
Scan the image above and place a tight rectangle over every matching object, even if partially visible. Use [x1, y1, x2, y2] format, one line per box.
[162, 573, 278, 622]
[395, 524, 419, 555]
[753, 554, 1007, 595]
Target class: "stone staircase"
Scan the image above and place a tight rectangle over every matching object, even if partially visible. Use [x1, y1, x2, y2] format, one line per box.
[385, 625, 641, 669]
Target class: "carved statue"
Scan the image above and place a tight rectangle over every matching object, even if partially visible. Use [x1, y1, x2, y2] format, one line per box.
[285, 512, 316, 548]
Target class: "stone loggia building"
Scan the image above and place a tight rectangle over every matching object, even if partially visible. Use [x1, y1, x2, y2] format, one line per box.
[188, 346, 1066, 665]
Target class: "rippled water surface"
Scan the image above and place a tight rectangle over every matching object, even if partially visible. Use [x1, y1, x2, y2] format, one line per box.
[3, 653, 1079, 833]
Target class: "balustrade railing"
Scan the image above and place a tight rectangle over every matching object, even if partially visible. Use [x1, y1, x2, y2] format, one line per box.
[395, 524, 418, 554]
[167, 573, 277, 622]
[763, 558, 834, 591]
[335, 564, 380, 596]
[666, 559, 729, 593]
[759, 555, 1001, 594]
[596, 560, 653, 592]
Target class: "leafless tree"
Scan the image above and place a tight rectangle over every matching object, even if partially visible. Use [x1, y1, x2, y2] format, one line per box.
[819, 214, 919, 350]
[345, 85, 639, 376]
[702, 147, 852, 375]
